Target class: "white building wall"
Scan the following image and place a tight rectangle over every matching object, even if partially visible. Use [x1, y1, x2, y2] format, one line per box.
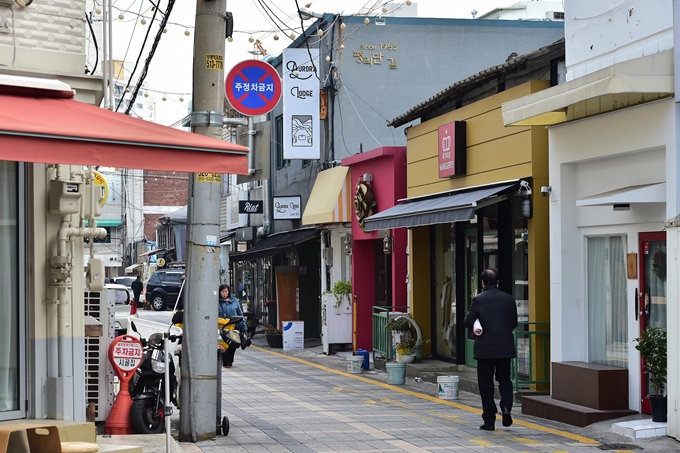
[564, 0, 673, 80]
[479, 1, 564, 20]
[548, 98, 676, 411]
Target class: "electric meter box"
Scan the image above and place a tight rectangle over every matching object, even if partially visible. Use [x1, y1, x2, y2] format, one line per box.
[82, 182, 105, 218]
[87, 258, 105, 292]
[49, 180, 82, 215]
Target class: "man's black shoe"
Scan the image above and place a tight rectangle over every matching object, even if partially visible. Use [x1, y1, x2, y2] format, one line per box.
[479, 424, 495, 431]
[502, 407, 513, 427]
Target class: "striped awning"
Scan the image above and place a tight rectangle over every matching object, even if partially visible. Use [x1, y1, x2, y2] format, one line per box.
[302, 166, 352, 225]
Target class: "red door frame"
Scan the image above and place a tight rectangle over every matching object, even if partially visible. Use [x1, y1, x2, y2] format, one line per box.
[638, 231, 666, 414]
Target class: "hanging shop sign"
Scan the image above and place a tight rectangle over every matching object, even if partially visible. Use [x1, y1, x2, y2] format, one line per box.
[438, 120, 466, 178]
[238, 200, 264, 214]
[354, 180, 376, 232]
[273, 196, 301, 219]
[283, 48, 320, 159]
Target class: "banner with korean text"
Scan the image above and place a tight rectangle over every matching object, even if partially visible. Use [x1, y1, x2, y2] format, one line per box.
[283, 48, 320, 159]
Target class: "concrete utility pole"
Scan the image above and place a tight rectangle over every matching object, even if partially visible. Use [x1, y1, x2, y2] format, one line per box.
[179, 0, 227, 441]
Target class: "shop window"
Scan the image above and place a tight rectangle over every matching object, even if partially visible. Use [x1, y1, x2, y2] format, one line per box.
[0, 162, 19, 415]
[434, 224, 456, 358]
[587, 235, 627, 368]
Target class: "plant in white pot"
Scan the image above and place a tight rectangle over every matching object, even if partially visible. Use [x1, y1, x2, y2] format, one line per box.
[634, 326, 667, 422]
[324, 280, 352, 308]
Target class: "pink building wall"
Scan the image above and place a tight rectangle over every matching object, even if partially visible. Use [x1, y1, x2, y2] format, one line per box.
[342, 147, 407, 351]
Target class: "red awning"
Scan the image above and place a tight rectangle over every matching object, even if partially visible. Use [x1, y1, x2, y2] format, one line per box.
[0, 92, 249, 173]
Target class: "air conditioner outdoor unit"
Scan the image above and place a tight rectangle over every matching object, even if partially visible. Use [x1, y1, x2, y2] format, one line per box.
[84, 289, 115, 422]
[546, 11, 564, 20]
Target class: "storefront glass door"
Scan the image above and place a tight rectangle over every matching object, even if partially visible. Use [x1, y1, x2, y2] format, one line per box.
[0, 161, 21, 418]
[639, 232, 666, 414]
[464, 227, 478, 367]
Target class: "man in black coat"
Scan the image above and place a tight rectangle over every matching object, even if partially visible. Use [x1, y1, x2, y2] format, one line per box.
[131, 275, 143, 304]
[464, 268, 518, 431]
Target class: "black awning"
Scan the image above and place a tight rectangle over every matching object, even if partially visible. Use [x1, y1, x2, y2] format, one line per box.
[364, 183, 514, 231]
[229, 228, 318, 262]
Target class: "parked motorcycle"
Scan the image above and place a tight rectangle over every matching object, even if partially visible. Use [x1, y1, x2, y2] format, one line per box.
[128, 321, 180, 434]
[218, 315, 252, 352]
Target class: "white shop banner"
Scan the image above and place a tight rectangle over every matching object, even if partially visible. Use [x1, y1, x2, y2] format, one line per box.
[273, 196, 301, 219]
[283, 48, 320, 160]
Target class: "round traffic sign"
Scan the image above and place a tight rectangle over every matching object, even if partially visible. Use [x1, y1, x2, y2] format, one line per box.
[108, 334, 144, 381]
[225, 59, 282, 116]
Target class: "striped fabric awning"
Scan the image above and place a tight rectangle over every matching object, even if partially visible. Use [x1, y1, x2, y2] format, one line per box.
[302, 166, 352, 225]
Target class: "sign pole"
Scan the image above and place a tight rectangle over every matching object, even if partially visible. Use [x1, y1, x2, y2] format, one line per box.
[179, 0, 226, 442]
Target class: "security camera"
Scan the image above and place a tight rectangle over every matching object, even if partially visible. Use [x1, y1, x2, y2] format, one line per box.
[541, 186, 552, 197]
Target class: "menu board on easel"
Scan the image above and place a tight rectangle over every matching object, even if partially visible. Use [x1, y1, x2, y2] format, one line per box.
[275, 266, 298, 331]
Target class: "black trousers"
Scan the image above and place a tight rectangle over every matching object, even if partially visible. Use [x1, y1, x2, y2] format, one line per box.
[477, 357, 513, 426]
[222, 345, 236, 366]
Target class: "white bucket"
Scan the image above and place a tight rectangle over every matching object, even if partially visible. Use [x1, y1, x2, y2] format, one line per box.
[437, 375, 460, 400]
[346, 356, 363, 374]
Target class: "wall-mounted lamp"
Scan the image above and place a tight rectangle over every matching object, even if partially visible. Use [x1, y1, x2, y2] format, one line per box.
[518, 180, 533, 219]
[343, 234, 352, 255]
[383, 230, 393, 254]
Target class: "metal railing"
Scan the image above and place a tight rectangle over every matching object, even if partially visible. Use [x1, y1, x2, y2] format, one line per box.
[372, 306, 408, 360]
[512, 321, 550, 391]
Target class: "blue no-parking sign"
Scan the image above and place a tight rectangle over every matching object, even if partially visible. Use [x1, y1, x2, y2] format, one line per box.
[225, 59, 282, 116]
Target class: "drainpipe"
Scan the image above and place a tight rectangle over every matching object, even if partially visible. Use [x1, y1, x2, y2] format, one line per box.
[223, 117, 254, 174]
[263, 178, 271, 236]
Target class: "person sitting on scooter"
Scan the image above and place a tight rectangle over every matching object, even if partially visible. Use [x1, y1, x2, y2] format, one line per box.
[219, 284, 247, 368]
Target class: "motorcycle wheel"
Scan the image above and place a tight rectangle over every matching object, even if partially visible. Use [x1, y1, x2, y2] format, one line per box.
[222, 416, 229, 436]
[130, 398, 165, 434]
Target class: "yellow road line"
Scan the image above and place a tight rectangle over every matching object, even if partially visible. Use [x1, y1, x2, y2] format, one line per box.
[470, 439, 494, 447]
[252, 346, 600, 446]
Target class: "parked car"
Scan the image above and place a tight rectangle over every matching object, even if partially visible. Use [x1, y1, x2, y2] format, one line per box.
[109, 283, 138, 336]
[114, 276, 136, 301]
[145, 269, 184, 311]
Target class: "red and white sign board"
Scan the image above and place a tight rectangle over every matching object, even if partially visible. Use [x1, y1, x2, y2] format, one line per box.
[438, 121, 466, 178]
[108, 334, 143, 378]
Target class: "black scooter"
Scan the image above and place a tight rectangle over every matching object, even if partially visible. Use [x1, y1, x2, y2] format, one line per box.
[128, 321, 180, 434]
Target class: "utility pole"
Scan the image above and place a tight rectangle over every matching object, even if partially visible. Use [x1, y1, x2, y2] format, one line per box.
[179, 0, 227, 441]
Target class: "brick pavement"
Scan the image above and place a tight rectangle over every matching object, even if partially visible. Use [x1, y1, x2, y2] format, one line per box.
[174, 344, 680, 453]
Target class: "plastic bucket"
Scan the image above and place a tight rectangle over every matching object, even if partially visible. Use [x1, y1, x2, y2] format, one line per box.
[386, 362, 406, 385]
[346, 356, 363, 374]
[356, 349, 370, 369]
[437, 375, 460, 400]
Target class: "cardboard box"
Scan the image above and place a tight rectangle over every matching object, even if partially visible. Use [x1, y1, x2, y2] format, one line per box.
[0, 424, 62, 453]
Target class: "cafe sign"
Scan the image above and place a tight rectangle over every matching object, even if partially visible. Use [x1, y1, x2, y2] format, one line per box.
[438, 121, 466, 178]
[239, 200, 264, 214]
[273, 196, 301, 219]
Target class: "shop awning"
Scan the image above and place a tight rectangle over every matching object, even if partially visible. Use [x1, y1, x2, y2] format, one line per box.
[576, 182, 666, 207]
[229, 228, 318, 262]
[84, 219, 122, 227]
[502, 51, 674, 127]
[302, 166, 352, 225]
[125, 263, 143, 274]
[139, 248, 165, 258]
[0, 78, 249, 173]
[364, 184, 514, 231]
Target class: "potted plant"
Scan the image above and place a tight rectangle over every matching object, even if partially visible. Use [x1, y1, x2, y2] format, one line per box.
[634, 326, 667, 422]
[324, 280, 352, 308]
[385, 317, 411, 334]
[265, 324, 283, 349]
[395, 334, 416, 363]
